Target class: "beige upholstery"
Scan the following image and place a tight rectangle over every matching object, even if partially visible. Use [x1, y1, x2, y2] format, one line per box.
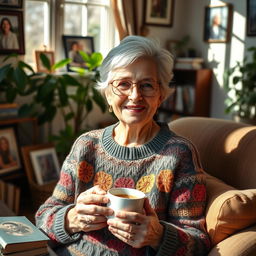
[169, 117, 256, 256]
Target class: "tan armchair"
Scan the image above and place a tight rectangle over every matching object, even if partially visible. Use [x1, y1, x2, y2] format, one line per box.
[169, 117, 256, 256]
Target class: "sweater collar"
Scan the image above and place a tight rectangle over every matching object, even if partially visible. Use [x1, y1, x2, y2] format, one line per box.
[101, 122, 172, 160]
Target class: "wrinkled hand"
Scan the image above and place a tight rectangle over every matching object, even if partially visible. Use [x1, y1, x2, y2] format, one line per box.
[107, 198, 163, 250]
[65, 185, 114, 234]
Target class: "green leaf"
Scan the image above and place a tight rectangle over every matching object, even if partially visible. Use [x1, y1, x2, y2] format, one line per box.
[62, 74, 81, 86]
[64, 112, 74, 121]
[13, 67, 28, 92]
[70, 66, 87, 75]
[79, 51, 90, 63]
[37, 79, 56, 100]
[18, 103, 36, 117]
[0, 64, 11, 83]
[57, 84, 68, 106]
[6, 87, 17, 102]
[18, 61, 35, 74]
[40, 53, 51, 71]
[52, 58, 71, 70]
[85, 98, 93, 112]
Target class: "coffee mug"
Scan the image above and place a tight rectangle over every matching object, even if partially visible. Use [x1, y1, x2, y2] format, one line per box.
[107, 188, 145, 218]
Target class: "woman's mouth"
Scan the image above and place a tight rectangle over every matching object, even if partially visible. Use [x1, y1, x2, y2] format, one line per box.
[124, 105, 145, 112]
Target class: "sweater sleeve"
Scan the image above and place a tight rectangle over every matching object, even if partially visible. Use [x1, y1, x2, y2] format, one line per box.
[156, 138, 211, 256]
[35, 138, 84, 244]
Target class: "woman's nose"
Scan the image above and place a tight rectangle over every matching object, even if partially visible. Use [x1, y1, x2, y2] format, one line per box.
[128, 85, 142, 100]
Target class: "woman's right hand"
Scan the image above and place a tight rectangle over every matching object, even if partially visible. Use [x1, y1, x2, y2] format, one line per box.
[65, 185, 114, 234]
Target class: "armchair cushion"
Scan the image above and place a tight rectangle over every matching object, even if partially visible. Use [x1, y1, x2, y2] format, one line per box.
[205, 173, 256, 245]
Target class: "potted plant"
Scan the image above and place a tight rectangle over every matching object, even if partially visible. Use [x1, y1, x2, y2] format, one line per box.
[223, 46, 256, 124]
[0, 52, 107, 159]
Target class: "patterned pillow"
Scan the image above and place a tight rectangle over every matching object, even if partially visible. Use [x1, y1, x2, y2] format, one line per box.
[205, 173, 256, 246]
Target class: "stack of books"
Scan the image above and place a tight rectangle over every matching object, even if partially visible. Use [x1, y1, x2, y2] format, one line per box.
[0, 103, 18, 120]
[175, 57, 204, 70]
[0, 216, 49, 256]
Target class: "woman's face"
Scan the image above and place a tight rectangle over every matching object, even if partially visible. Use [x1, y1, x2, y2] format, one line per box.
[105, 57, 162, 127]
[2, 20, 11, 34]
[0, 138, 8, 151]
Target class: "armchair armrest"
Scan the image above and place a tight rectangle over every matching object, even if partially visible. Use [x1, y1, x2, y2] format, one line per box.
[208, 224, 256, 256]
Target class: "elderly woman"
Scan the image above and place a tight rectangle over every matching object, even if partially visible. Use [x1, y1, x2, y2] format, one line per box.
[36, 35, 210, 256]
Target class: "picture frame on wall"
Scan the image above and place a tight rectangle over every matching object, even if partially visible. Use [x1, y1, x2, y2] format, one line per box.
[35, 50, 55, 73]
[203, 3, 233, 43]
[143, 0, 174, 27]
[0, 0, 23, 9]
[0, 10, 25, 54]
[62, 35, 94, 71]
[247, 0, 256, 36]
[0, 128, 21, 175]
[29, 146, 60, 185]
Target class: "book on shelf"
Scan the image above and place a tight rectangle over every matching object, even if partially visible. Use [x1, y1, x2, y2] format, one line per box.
[175, 57, 204, 70]
[0, 216, 49, 254]
[175, 85, 195, 114]
[0, 103, 18, 120]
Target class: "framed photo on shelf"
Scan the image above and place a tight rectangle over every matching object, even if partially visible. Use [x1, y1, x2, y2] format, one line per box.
[35, 50, 55, 73]
[0, 128, 21, 175]
[62, 35, 94, 71]
[28, 146, 60, 185]
[143, 0, 174, 27]
[203, 3, 233, 43]
[247, 0, 256, 36]
[0, 10, 25, 54]
[0, 0, 23, 8]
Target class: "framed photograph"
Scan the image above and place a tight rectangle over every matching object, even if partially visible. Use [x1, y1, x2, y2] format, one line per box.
[0, 0, 23, 8]
[247, 0, 256, 36]
[143, 0, 174, 27]
[29, 146, 60, 185]
[0, 128, 21, 175]
[62, 35, 94, 71]
[203, 3, 233, 43]
[0, 10, 25, 54]
[35, 50, 55, 73]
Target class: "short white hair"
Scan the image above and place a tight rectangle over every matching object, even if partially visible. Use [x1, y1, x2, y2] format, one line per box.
[97, 35, 174, 100]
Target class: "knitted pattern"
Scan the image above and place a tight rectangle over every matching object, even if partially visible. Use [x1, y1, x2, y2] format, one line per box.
[35, 123, 210, 256]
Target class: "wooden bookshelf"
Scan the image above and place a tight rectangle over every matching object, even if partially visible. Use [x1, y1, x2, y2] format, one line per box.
[157, 69, 212, 122]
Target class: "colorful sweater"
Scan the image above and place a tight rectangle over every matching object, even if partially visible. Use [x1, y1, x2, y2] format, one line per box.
[35, 122, 210, 256]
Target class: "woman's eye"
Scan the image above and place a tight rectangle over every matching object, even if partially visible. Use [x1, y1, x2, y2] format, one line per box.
[118, 81, 131, 88]
[140, 82, 154, 90]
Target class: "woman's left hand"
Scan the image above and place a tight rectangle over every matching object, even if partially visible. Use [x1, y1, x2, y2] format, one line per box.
[107, 198, 163, 249]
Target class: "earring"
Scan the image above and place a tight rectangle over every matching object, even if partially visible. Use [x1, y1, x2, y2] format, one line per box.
[109, 105, 113, 112]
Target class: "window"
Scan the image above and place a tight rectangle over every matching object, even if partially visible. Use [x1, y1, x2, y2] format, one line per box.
[25, 0, 116, 68]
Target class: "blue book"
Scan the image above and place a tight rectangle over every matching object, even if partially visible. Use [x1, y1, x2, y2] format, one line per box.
[0, 216, 49, 254]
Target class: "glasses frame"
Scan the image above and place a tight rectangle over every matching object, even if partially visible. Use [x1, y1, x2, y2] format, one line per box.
[110, 79, 160, 97]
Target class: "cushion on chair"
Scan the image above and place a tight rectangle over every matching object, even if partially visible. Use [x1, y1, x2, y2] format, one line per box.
[205, 173, 256, 246]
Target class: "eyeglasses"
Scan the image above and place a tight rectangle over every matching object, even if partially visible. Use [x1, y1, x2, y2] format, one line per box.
[110, 79, 159, 97]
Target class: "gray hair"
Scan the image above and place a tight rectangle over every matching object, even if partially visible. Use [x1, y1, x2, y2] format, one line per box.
[97, 35, 174, 100]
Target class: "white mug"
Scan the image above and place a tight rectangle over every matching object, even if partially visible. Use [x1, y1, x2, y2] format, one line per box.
[107, 188, 145, 218]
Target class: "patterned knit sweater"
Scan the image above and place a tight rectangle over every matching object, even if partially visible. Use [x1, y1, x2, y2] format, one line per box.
[35, 122, 210, 256]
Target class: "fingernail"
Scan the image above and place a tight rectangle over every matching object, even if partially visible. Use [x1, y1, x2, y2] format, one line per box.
[103, 197, 109, 203]
[108, 210, 114, 216]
